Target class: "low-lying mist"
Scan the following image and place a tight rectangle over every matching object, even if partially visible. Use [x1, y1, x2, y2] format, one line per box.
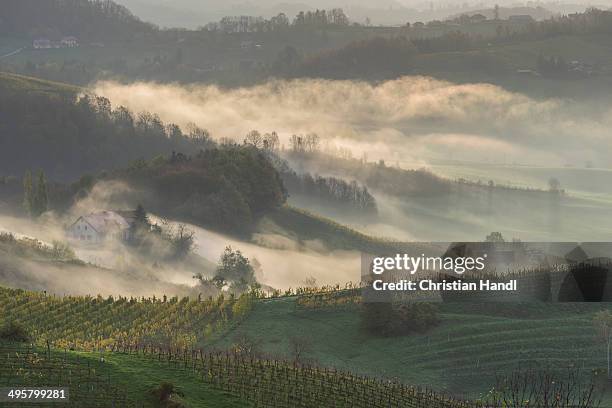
[93, 76, 612, 242]
[0, 175, 361, 296]
[0, 213, 202, 297]
[188, 222, 361, 289]
[93, 76, 612, 169]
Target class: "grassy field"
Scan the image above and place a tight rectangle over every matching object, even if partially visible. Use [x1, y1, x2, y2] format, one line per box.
[72, 351, 247, 407]
[210, 297, 610, 399]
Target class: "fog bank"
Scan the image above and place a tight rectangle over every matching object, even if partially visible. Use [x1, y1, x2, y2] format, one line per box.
[94, 76, 612, 168]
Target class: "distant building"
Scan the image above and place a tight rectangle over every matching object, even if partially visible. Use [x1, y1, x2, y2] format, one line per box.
[33, 38, 52, 49]
[33, 36, 79, 49]
[61, 36, 79, 48]
[508, 15, 534, 22]
[67, 210, 135, 244]
[568, 60, 594, 76]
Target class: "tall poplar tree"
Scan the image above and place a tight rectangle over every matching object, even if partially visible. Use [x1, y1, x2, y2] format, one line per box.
[31, 170, 48, 217]
[22, 170, 33, 215]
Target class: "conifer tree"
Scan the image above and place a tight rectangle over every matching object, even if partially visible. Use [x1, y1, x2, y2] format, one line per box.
[22, 170, 33, 215]
[134, 203, 149, 226]
[32, 170, 48, 217]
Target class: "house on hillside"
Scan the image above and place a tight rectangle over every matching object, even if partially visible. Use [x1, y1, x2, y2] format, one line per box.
[33, 36, 79, 49]
[67, 210, 135, 244]
[61, 36, 79, 48]
[33, 38, 53, 49]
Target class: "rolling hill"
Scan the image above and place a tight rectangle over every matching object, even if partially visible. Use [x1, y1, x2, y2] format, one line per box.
[209, 296, 610, 399]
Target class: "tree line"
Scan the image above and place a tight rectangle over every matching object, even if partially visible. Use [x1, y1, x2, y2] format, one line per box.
[245, 132, 378, 216]
[204, 8, 350, 33]
[282, 172, 378, 216]
[277, 8, 612, 80]
[0, 0, 156, 42]
[0, 88, 212, 181]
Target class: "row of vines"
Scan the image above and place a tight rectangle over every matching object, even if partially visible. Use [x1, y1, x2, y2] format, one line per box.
[0, 287, 253, 349]
[0, 343, 139, 407]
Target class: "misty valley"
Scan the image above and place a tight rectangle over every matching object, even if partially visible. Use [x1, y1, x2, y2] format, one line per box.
[2, 1, 612, 407]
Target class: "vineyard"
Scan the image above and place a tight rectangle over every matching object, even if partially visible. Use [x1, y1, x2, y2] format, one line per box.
[1, 281, 610, 407]
[0, 286, 253, 349]
[0, 343, 138, 407]
[295, 289, 361, 310]
[69, 343, 478, 408]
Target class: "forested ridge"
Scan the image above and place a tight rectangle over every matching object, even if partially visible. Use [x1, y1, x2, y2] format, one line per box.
[0, 86, 212, 181]
[288, 8, 612, 79]
[0, 0, 155, 42]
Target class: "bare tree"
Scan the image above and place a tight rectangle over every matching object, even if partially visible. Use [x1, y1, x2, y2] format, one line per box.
[244, 130, 263, 148]
[232, 335, 260, 356]
[302, 276, 317, 288]
[492, 366, 601, 407]
[262, 131, 280, 151]
[594, 310, 612, 378]
[289, 335, 312, 364]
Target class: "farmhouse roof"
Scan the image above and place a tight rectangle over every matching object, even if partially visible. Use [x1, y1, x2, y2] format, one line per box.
[72, 211, 131, 234]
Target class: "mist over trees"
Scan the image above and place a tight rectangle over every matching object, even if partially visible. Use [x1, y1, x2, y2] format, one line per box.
[282, 172, 377, 216]
[213, 246, 257, 292]
[0, 89, 212, 181]
[251, 134, 377, 216]
[101, 146, 287, 235]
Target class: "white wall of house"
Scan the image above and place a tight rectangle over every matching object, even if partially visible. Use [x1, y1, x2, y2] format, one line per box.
[68, 218, 102, 243]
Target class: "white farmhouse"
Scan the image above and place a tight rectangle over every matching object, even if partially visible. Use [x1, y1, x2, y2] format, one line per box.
[33, 38, 53, 49]
[61, 36, 79, 48]
[67, 211, 133, 244]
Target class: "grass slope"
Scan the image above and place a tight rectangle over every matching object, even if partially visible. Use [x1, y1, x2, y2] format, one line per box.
[264, 206, 401, 254]
[73, 351, 248, 407]
[210, 297, 610, 397]
[0, 71, 79, 94]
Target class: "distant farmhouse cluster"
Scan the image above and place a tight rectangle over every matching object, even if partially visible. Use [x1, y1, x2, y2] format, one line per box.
[32, 36, 79, 49]
[67, 210, 135, 244]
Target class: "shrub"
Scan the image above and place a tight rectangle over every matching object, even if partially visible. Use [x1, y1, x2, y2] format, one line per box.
[150, 381, 184, 404]
[361, 302, 440, 337]
[0, 321, 32, 342]
[392, 303, 440, 334]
